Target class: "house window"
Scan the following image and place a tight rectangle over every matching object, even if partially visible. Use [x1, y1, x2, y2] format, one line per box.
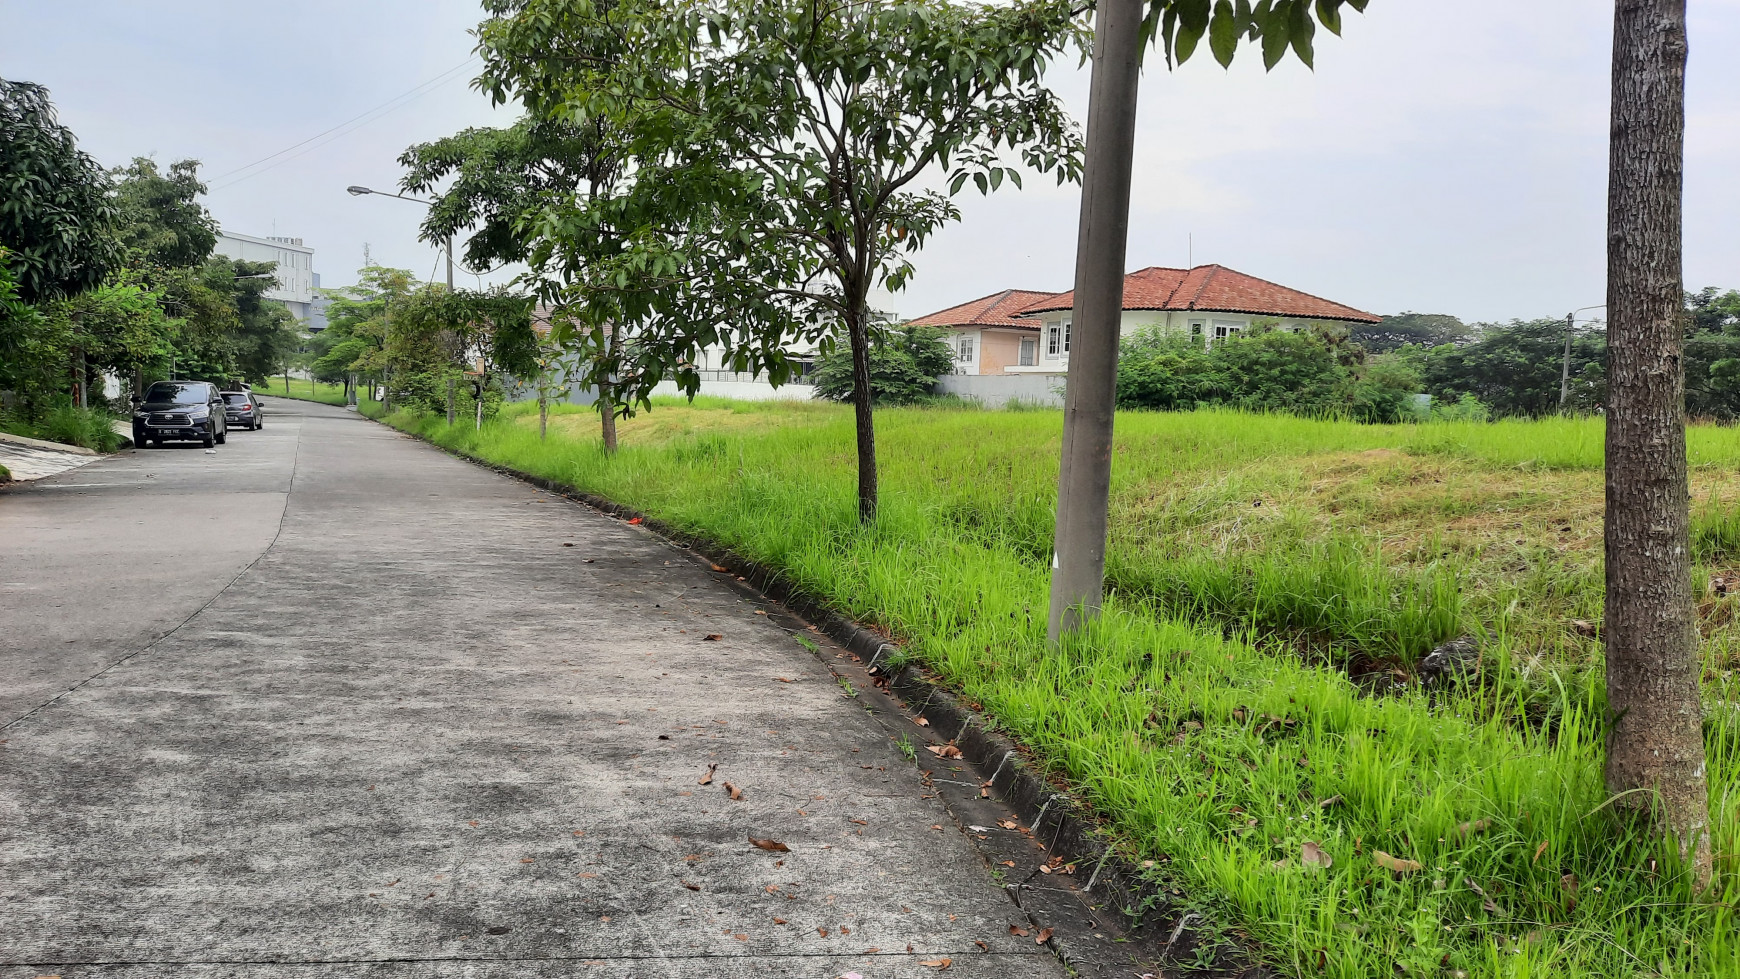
[1046, 322, 1061, 357]
[1019, 337, 1037, 366]
[1061, 317, 1072, 354]
[1213, 319, 1243, 342]
[957, 336, 975, 363]
[1189, 319, 1205, 340]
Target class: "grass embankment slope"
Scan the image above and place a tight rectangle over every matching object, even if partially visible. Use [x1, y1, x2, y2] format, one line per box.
[258, 377, 351, 406]
[378, 397, 1740, 978]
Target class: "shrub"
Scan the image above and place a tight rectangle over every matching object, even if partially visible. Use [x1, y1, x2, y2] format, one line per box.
[1116, 326, 1423, 422]
[812, 325, 955, 405]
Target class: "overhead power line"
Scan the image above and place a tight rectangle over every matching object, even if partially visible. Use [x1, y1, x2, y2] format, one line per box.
[208, 58, 481, 192]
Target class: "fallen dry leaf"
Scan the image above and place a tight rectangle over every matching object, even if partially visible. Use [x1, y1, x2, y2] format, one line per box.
[627, 516, 644, 525]
[773, 917, 787, 924]
[1532, 840, 1550, 864]
[1036, 928, 1053, 944]
[777, 677, 793, 683]
[975, 940, 989, 951]
[1373, 850, 1423, 874]
[919, 959, 952, 970]
[1455, 818, 1492, 838]
[699, 764, 717, 785]
[519, 858, 535, 864]
[1000, 860, 1016, 868]
[681, 880, 700, 891]
[711, 564, 729, 572]
[704, 633, 724, 641]
[818, 927, 830, 937]
[723, 782, 745, 801]
[748, 835, 790, 853]
[733, 933, 747, 942]
[1008, 923, 1029, 937]
[997, 819, 1020, 830]
[1301, 841, 1333, 870]
[914, 716, 930, 727]
[926, 744, 963, 759]
[850, 818, 867, 825]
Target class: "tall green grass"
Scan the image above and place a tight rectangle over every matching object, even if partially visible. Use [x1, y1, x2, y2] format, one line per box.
[374, 401, 1739, 977]
[0, 404, 122, 452]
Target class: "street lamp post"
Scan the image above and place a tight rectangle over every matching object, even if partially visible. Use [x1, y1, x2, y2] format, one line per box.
[346, 185, 454, 291]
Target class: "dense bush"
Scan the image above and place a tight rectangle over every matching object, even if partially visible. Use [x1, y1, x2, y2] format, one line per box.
[1116, 326, 1422, 423]
[813, 324, 955, 405]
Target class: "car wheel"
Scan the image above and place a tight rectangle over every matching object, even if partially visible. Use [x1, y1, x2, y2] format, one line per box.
[203, 430, 215, 448]
[216, 426, 227, 445]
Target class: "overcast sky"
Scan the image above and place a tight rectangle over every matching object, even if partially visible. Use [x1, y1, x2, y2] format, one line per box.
[3, 0, 1737, 324]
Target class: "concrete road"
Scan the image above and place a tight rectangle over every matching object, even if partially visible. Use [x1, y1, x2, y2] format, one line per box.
[0, 398, 1063, 979]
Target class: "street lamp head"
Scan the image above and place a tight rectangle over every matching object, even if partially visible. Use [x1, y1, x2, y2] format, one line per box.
[346, 185, 373, 197]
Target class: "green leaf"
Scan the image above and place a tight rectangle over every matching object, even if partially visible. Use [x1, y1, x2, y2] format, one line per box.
[1209, 0, 1239, 67]
[1260, 1, 1291, 69]
[1315, 0, 1343, 36]
[1289, 0, 1316, 68]
[1174, 0, 1211, 64]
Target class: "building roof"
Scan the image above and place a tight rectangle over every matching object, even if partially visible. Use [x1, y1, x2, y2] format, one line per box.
[1017, 265, 1380, 324]
[907, 289, 1058, 331]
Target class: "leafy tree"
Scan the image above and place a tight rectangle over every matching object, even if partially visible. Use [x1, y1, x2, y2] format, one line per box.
[813, 325, 954, 406]
[1685, 286, 1740, 334]
[1420, 318, 1606, 417]
[476, 0, 1085, 521]
[1351, 311, 1469, 353]
[111, 158, 219, 270]
[0, 79, 119, 303]
[401, 113, 626, 445]
[400, 116, 620, 274]
[308, 267, 417, 393]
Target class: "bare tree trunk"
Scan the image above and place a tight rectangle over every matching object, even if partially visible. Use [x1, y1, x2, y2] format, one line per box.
[1605, 0, 1710, 888]
[845, 302, 878, 524]
[599, 325, 619, 454]
[447, 376, 456, 427]
[474, 377, 485, 431]
[539, 391, 548, 440]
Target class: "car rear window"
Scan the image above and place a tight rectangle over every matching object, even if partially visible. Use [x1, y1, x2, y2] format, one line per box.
[223, 394, 250, 404]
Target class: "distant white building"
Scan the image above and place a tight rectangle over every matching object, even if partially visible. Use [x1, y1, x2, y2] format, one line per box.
[214, 232, 329, 331]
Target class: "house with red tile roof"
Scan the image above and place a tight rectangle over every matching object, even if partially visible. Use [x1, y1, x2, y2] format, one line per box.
[908, 265, 1378, 376]
[905, 288, 1059, 376]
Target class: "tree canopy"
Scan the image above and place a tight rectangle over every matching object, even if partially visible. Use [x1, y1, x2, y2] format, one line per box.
[0, 78, 119, 303]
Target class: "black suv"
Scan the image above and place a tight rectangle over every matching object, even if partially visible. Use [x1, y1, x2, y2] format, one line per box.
[221, 390, 265, 430]
[133, 381, 228, 448]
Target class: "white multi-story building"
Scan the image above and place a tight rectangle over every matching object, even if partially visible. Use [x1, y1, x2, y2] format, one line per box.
[214, 232, 329, 331]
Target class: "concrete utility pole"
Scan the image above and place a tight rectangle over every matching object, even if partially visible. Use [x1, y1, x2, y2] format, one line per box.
[1561, 304, 1606, 412]
[1560, 311, 1575, 410]
[447, 377, 457, 427]
[1047, 0, 1143, 642]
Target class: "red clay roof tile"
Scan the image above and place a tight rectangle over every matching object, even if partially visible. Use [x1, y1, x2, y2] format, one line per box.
[1017, 265, 1379, 324]
[906, 289, 1058, 330]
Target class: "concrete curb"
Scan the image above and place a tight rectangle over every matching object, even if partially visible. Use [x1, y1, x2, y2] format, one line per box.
[371, 415, 1274, 979]
[0, 430, 98, 455]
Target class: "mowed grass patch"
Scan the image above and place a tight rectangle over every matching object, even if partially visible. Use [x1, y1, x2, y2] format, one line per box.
[259, 377, 351, 406]
[375, 399, 1740, 978]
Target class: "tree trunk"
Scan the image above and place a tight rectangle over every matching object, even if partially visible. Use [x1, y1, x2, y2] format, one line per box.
[599, 325, 620, 454]
[539, 392, 548, 440]
[845, 302, 878, 524]
[474, 377, 485, 431]
[1605, 0, 1710, 888]
[447, 376, 457, 427]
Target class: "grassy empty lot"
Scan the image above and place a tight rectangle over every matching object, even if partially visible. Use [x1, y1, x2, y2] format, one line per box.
[257, 377, 352, 406]
[376, 396, 1740, 978]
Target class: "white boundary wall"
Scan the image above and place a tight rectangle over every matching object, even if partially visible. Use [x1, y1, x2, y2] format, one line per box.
[934, 373, 1066, 408]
